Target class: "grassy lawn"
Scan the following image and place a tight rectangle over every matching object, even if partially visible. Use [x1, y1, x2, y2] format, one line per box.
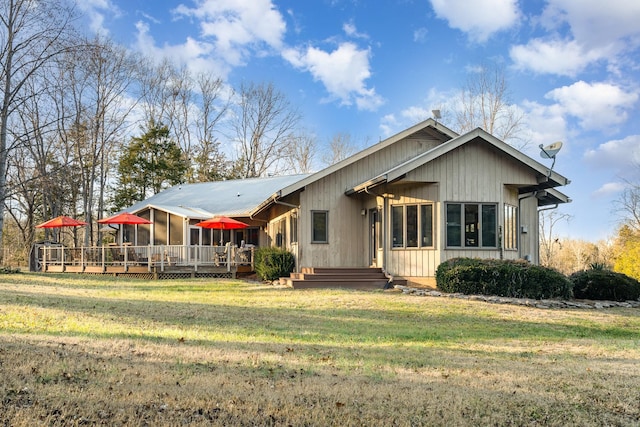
[0, 273, 639, 426]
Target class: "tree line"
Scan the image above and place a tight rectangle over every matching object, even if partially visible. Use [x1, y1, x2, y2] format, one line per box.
[1, 0, 362, 262]
[539, 181, 640, 282]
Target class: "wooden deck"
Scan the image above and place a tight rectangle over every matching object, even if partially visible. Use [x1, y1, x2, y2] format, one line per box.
[36, 244, 254, 280]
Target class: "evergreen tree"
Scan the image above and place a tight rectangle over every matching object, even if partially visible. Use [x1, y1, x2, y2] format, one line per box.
[112, 121, 187, 211]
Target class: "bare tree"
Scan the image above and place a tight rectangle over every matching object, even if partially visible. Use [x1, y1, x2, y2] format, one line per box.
[7, 73, 75, 248]
[192, 73, 230, 181]
[231, 82, 300, 178]
[322, 132, 359, 166]
[55, 36, 140, 245]
[0, 0, 76, 256]
[616, 179, 640, 233]
[539, 209, 573, 269]
[283, 131, 317, 174]
[138, 58, 175, 127]
[455, 62, 527, 148]
[138, 60, 231, 182]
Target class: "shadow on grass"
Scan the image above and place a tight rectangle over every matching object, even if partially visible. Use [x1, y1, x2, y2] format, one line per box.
[1, 282, 638, 350]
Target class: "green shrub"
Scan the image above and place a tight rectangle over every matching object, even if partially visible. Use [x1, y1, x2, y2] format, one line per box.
[570, 269, 640, 302]
[436, 258, 573, 300]
[254, 247, 295, 281]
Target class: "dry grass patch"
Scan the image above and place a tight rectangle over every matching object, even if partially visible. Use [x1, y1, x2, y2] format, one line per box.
[1, 273, 639, 426]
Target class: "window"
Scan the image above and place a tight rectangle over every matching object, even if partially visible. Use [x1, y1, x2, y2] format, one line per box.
[446, 203, 497, 248]
[311, 211, 328, 243]
[290, 212, 298, 244]
[421, 204, 434, 247]
[504, 204, 518, 250]
[275, 218, 286, 248]
[391, 203, 434, 249]
[391, 206, 404, 247]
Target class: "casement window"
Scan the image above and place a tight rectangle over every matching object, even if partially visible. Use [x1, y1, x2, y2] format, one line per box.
[391, 203, 434, 249]
[311, 210, 328, 243]
[504, 204, 518, 250]
[446, 203, 497, 248]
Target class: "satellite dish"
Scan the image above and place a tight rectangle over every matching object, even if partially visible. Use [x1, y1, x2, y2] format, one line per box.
[539, 141, 563, 159]
[432, 109, 441, 120]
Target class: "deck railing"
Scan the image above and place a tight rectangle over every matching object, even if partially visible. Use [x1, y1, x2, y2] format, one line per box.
[39, 244, 255, 273]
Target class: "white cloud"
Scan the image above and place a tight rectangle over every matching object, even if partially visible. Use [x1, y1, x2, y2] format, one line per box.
[584, 135, 640, 177]
[542, 0, 640, 51]
[400, 106, 431, 124]
[77, 0, 119, 35]
[512, 0, 640, 76]
[134, 21, 229, 77]
[380, 114, 398, 138]
[413, 28, 428, 43]
[377, 88, 454, 137]
[283, 42, 384, 111]
[520, 100, 568, 156]
[174, 0, 286, 67]
[429, 0, 520, 42]
[510, 39, 606, 77]
[545, 81, 638, 130]
[343, 21, 369, 39]
[592, 182, 626, 199]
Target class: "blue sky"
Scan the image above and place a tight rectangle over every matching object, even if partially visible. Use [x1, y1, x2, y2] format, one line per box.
[77, 0, 640, 242]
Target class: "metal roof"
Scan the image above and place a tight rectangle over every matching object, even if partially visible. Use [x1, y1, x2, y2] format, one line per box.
[126, 174, 310, 219]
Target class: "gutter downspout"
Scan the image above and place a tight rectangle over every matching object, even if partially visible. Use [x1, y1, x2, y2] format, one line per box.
[538, 204, 559, 213]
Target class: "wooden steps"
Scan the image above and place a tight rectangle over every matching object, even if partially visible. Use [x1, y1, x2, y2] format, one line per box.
[283, 267, 392, 290]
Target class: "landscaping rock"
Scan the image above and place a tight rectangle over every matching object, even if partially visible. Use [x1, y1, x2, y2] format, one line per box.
[394, 285, 639, 309]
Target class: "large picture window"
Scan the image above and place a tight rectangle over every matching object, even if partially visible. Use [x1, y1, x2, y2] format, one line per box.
[391, 203, 434, 249]
[311, 211, 328, 243]
[446, 203, 497, 248]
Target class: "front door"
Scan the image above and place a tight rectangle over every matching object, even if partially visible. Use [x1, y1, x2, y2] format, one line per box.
[369, 208, 379, 266]
[188, 227, 200, 263]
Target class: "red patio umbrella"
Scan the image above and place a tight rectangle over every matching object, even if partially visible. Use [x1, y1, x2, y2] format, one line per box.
[36, 215, 87, 228]
[98, 212, 152, 245]
[196, 216, 248, 245]
[98, 212, 153, 225]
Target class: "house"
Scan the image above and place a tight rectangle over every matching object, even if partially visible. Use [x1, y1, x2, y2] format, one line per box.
[125, 119, 570, 286]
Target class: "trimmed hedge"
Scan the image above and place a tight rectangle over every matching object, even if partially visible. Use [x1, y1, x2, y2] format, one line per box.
[254, 247, 295, 281]
[570, 269, 640, 302]
[435, 258, 573, 300]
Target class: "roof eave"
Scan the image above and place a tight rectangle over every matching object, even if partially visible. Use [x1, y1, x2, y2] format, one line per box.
[536, 188, 572, 206]
[345, 175, 388, 195]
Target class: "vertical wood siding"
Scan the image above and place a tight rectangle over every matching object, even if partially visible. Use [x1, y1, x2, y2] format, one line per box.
[296, 131, 444, 268]
[283, 135, 546, 277]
